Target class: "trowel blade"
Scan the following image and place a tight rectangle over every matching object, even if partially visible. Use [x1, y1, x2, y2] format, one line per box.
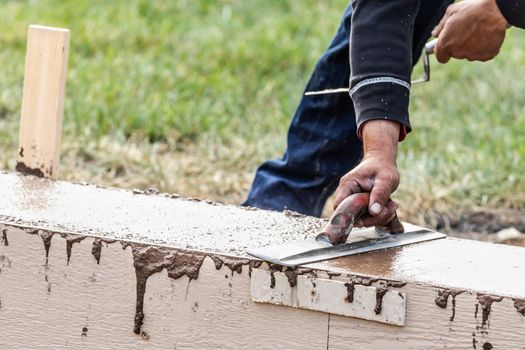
[247, 227, 446, 267]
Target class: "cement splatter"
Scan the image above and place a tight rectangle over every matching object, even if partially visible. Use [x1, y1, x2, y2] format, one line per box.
[327, 272, 341, 279]
[210, 255, 251, 275]
[1, 228, 7, 246]
[64, 234, 86, 265]
[40, 230, 55, 264]
[341, 276, 405, 311]
[434, 288, 464, 321]
[513, 298, 525, 316]
[247, 260, 262, 277]
[476, 294, 503, 327]
[131, 244, 214, 334]
[166, 251, 206, 280]
[284, 268, 313, 287]
[344, 281, 355, 303]
[374, 285, 388, 315]
[482, 342, 493, 350]
[15, 161, 45, 178]
[0, 255, 12, 273]
[270, 272, 276, 289]
[373, 280, 407, 314]
[91, 238, 116, 264]
[131, 245, 177, 334]
[435, 289, 451, 308]
[92, 239, 103, 264]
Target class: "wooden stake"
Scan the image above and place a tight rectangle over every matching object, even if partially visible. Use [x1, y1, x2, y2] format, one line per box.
[17, 25, 70, 178]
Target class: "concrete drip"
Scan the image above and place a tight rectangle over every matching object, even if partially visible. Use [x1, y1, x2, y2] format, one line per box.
[512, 298, 525, 316]
[92, 239, 103, 264]
[40, 230, 54, 264]
[374, 280, 407, 315]
[341, 275, 406, 314]
[434, 288, 464, 321]
[210, 255, 251, 275]
[1, 228, 7, 246]
[91, 238, 116, 264]
[284, 268, 313, 288]
[476, 293, 503, 327]
[344, 281, 355, 303]
[374, 285, 389, 315]
[247, 260, 263, 278]
[63, 234, 86, 265]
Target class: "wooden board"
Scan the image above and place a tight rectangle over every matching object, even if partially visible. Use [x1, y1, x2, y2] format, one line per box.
[17, 25, 70, 178]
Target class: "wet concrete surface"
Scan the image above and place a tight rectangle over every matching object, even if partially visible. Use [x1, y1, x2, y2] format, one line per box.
[1, 171, 525, 299]
[0, 172, 324, 256]
[309, 237, 525, 298]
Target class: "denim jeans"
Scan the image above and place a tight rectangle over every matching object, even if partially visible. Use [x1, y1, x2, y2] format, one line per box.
[243, 1, 451, 217]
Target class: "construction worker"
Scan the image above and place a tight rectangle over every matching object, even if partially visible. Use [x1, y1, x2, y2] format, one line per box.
[244, 0, 522, 226]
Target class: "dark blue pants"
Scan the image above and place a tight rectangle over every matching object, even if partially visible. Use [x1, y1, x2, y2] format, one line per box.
[243, 2, 450, 217]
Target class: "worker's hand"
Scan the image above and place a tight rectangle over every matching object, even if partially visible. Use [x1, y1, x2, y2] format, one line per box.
[432, 0, 508, 63]
[333, 120, 400, 228]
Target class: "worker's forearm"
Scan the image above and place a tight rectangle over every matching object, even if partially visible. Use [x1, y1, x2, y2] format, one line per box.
[496, 0, 525, 28]
[349, 0, 420, 138]
[361, 120, 399, 164]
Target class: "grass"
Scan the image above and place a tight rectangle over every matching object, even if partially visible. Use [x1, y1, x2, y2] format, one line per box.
[0, 0, 524, 227]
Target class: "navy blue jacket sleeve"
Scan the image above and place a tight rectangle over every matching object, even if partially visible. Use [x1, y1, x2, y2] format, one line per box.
[349, 0, 420, 139]
[496, 0, 525, 28]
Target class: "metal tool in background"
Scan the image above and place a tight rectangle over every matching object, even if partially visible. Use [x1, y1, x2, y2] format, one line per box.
[304, 38, 438, 96]
[247, 192, 446, 267]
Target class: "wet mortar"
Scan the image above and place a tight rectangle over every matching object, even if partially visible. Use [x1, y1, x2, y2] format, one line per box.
[434, 288, 464, 321]
[512, 298, 525, 316]
[65, 234, 86, 265]
[15, 162, 45, 178]
[476, 294, 503, 327]
[0, 172, 325, 257]
[340, 276, 406, 314]
[1, 228, 7, 246]
[92, 239, 103, 264]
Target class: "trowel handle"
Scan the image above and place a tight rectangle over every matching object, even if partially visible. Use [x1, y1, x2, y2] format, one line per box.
[425, 38, 438, 54]
[316, 193, 404, 245]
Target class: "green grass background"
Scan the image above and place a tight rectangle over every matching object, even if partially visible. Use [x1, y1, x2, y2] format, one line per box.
[0, 0, 524, 221]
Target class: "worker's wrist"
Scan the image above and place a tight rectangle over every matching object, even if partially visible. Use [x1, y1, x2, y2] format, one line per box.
[489, 0, 510, 29]
[361, 120, 399, 164]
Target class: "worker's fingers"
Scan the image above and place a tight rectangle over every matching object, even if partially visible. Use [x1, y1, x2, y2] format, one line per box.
[355, 200, 398, 228]
[434, 39, 452, 63]
[333, 176, 367, 210]
[333, 185, 352, 211]
[368, 172, 399, 216]
[432, 16, 447, 37]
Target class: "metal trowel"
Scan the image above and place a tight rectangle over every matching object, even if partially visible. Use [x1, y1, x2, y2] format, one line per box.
[247, 193, 446, 267]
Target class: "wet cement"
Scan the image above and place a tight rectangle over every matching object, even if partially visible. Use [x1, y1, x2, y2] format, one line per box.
[0, 172, 324, 256]
[513, 298, 525, 316]
[309, 237, 525, 299]
[15, 162, 45, 178]
[434, 289, 464, 321]
[1, 228, 8, 246]
[1, 171, 525, 300]
[476, 294, 503, 327]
